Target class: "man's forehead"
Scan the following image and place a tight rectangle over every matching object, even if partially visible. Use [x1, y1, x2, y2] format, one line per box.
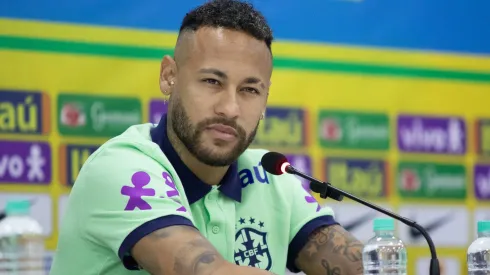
[181, 27, 270, 57]
[195, 27, 257, 43]
[175, 27, 272, 79]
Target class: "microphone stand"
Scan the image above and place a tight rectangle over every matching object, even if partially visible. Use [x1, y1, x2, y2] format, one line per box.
[286, 166, 440, 275]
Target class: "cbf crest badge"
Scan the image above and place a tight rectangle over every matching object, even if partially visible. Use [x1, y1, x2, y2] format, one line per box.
[234, 217, 272, 270]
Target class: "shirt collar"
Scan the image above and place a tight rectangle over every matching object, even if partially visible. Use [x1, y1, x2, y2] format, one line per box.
[150, 114, 242, 204]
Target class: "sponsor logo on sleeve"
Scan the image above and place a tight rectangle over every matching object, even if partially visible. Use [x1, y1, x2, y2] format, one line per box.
[121, 171, 186, 212]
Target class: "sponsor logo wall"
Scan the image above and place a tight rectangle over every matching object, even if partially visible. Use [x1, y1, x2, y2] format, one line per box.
[2, 89, 490, 274]
[1, 83, 489, 275]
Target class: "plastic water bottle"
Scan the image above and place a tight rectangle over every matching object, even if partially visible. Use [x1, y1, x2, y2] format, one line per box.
[0, 200, 46, 275]
[362, 218, 407, 275]
[468, 220, 490, 274]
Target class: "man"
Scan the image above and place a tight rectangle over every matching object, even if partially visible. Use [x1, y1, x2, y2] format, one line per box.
[50, 1, 364, 274]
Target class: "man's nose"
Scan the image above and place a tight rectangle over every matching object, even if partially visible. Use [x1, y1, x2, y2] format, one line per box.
[214, 90, 240, 119]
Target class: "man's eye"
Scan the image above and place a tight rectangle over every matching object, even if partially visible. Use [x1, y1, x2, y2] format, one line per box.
[203, 79, 220, 85]
[242, 87, 259, 94]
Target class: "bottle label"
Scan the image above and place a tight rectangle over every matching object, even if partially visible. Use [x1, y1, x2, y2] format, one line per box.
[0, 235, 46, 275]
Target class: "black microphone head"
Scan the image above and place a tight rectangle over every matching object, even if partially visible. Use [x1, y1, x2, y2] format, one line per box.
[261, 152, 290, 175]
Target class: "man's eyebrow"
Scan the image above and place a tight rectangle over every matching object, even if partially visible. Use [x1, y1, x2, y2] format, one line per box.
[243, 77, 266, 89]
[198, 68, 227, 79]
[199, 68, 266, 88]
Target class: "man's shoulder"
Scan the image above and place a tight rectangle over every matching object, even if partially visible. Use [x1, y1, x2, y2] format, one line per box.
[72, 123, 177, 192]
[106, 123, 155, 146]
[83, 123, 170, 170]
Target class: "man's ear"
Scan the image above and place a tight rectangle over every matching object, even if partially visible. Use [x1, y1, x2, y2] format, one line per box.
[159, 55, 177, 96]
[266, 81, 271, 98]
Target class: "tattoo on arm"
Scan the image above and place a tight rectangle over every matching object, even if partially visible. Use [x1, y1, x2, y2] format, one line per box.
[173, 238, 221, 274]
[321, 260, 341, 275]
[134, 226, 224, 275]
[296, 225, 364, 275]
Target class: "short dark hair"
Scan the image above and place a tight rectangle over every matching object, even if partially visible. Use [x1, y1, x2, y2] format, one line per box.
[179, 0, 273, 51]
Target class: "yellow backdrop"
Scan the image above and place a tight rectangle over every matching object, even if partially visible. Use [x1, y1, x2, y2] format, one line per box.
[1, 18, 490, 274]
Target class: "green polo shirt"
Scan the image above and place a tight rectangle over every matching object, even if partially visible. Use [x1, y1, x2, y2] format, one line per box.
[50, 115, 338, 275]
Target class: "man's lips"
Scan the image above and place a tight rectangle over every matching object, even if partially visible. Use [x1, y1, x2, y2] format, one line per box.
[206, 124, 238, 136]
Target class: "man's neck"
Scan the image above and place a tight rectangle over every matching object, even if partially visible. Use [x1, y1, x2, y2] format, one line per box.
[166, 125, 229, 186]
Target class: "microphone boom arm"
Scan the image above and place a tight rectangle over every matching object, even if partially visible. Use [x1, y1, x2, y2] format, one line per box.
[286, 165, 440, 275]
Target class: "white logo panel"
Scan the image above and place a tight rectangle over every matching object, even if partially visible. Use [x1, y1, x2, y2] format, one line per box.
[0, 193, 53, 237]
[473, 208, 490, 239]
[398, 205, 469, 247]
[417, 257, 461, 275]
[58, 195, 70, 230]
[323, 201, 392, 243]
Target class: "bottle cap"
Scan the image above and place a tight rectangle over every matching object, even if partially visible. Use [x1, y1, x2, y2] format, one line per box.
[373, 217, 395, 231]
[477, 220, 490, 233]
[5, 200, 31, 215]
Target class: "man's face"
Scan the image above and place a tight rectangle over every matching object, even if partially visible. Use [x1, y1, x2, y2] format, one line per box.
[166, 27, 272, 167]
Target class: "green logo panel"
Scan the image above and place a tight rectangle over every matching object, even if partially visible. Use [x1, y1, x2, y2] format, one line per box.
[318, 110, 389, 150]
[397, 161, 467, 199]
[57, 93, 142, 137]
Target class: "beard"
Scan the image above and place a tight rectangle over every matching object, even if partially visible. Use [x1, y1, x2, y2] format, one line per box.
[170, 96, 258, 167]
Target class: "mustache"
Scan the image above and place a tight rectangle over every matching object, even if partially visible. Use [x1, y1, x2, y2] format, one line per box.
[198, 117, 240, 131]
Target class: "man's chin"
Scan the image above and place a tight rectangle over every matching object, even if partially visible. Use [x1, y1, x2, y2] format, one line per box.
[193, 145, 243, 166]
[204, 147, 239, 159]
[196, 154, 237, 167]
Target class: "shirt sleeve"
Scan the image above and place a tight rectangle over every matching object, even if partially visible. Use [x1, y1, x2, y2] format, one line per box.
[285, 174, 339, 273]
[74, 140, 195, 270]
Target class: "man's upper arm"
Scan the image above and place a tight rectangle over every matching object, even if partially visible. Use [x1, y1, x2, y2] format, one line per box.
[131, 225, 277, 275]
[284, 175, 340, 273]
[76, 141, 195, 270]
[131, 225, 227, 275]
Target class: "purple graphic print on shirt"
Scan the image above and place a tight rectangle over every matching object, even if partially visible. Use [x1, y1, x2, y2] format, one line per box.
[121, 171, 155, 211]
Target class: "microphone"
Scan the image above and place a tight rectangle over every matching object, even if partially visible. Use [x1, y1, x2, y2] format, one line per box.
[261, 151, 440, 275]
[261, 152, 344, 202]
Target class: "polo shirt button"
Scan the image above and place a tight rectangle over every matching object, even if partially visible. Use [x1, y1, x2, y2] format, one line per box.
[212, 226, 220, 234]
[208, 192, 218, 201]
